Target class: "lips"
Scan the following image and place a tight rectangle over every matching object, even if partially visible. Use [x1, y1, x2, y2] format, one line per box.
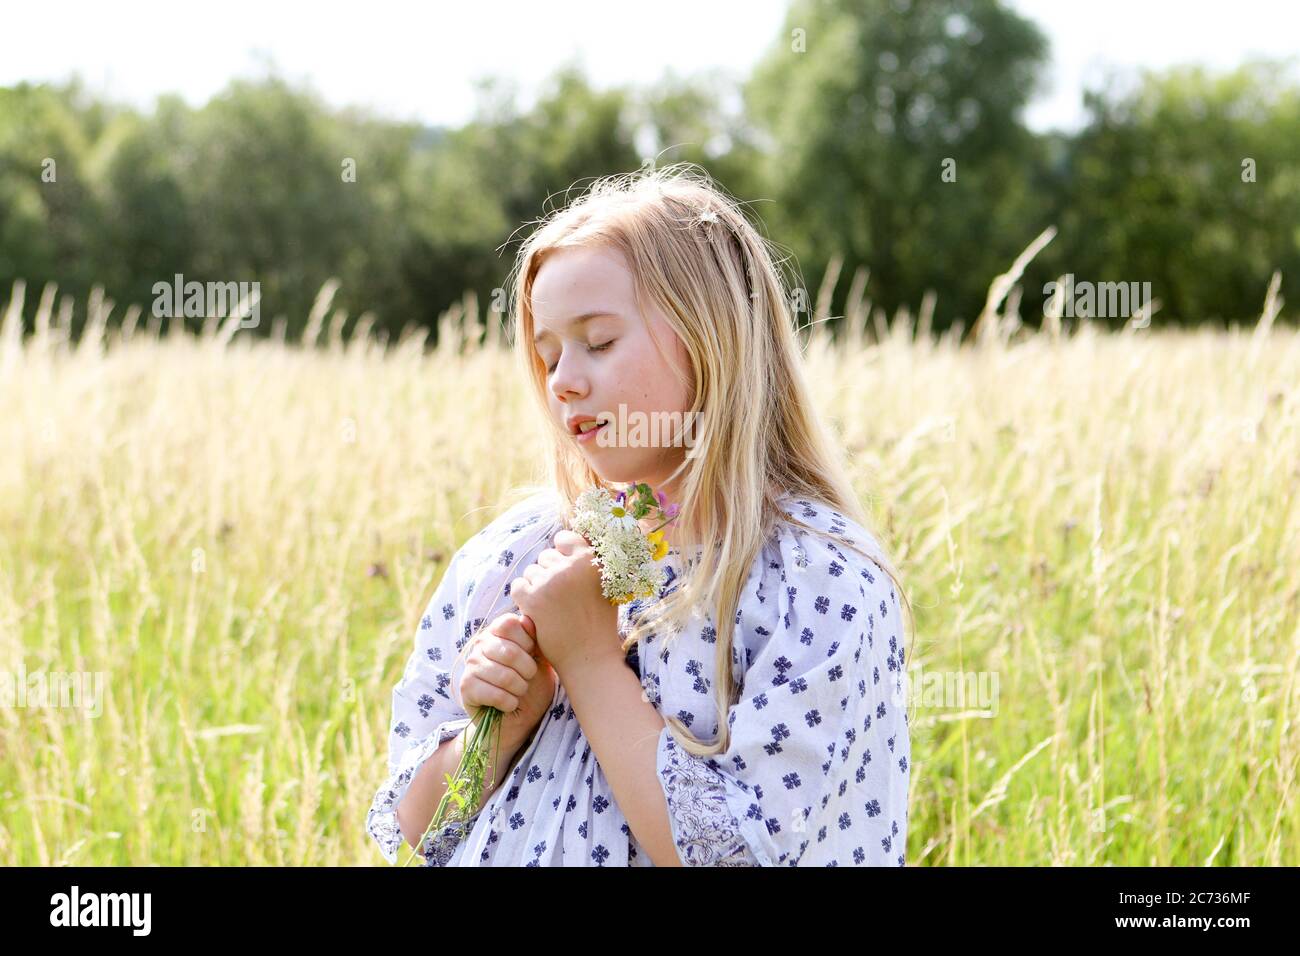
[567, 413, 606, 434]
[575, 420, 609, 443]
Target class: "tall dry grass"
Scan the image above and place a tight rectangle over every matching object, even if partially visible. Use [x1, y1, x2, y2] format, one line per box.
[0, 244, 1296, 865]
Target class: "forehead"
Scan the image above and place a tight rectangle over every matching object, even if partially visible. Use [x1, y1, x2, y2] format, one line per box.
[531, 246, 635, 320]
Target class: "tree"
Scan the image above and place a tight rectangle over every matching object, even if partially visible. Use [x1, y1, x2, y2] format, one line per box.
[1045, 59, 1300, 326]
[745, 0, 1052, 332]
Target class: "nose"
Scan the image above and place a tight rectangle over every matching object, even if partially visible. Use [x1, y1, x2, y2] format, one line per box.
[549, 349, 589, 403]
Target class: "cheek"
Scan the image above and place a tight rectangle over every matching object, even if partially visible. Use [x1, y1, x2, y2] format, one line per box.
[633, 338, 691, 404]
[633, 381, 690, 429]
[626, 363, 678, 409]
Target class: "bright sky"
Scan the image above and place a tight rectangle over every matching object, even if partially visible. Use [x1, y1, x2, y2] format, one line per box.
[4, 0, 1297, 134]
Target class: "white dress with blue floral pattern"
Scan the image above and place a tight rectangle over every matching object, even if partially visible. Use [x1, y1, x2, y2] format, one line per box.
[366, 489, 910, 866]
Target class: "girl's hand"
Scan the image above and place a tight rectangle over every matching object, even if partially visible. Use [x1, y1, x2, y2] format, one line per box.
[459, 612, 557, 751]
[508, 529, 621, 675]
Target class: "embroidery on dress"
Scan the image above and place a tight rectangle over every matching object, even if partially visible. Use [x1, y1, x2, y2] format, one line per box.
[657, 732, 760, 866]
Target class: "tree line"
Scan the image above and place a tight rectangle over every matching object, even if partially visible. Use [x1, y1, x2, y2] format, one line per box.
[2, 0, 1297, 344]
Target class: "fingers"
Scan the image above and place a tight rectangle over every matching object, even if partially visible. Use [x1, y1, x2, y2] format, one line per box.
[553, 529, 587, 553]
[474, 616, 539, 691]
[469, 649, 530, 695]
[487, 634, 539, 680]
[509, 576, 530, 606]
[513, 615, 546, 665]
[461, 675, 520, 713]
[487, 614, 537, 658]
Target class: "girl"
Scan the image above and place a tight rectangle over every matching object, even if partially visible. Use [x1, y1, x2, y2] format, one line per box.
[366, 164, 913, 866]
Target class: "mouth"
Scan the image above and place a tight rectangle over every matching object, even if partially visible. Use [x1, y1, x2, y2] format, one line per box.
[573, 418, 610, 443]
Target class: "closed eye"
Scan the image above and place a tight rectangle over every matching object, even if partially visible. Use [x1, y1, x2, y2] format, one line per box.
[545, 340, 615, 374]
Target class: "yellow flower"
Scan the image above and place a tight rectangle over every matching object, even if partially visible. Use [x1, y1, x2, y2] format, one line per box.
[648, 529, 669, 561]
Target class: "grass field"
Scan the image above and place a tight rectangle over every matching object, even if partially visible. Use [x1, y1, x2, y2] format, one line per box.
[1, 266, 1297, 866]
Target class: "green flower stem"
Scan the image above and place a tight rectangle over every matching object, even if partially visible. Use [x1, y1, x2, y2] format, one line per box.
[401, 704, 506, 867]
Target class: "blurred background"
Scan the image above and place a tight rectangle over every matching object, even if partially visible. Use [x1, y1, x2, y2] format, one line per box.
[3, 0, 1299, 341]
[2, 0, 1297, 867]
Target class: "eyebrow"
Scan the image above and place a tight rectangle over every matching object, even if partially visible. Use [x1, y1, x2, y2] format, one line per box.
[531, 310, 622, 346]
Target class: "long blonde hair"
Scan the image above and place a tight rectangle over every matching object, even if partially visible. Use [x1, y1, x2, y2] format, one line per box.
[502, 162, 913, 757]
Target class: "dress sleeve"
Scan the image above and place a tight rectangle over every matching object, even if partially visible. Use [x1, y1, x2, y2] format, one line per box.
[366, 496, 564, 865]
[365, 546, 477, 865]
[654, 523, 910, 866]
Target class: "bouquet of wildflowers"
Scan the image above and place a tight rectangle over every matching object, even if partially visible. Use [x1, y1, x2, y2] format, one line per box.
[571, 483, 680, 603]
[401, 482, 678, 866]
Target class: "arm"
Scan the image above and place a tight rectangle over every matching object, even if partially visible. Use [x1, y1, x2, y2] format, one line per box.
[557, 649, 682, 867]
[367, 498, 562, 865]
[641, 550, 909, 867]
[572, 541, 908, 867]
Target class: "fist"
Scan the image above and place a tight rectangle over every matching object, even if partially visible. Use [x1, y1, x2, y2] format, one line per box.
[459, 612, 557, 750]
[507, 529, 620, 674]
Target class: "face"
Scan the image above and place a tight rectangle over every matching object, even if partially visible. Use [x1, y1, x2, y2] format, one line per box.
[531, 245, 695, 505]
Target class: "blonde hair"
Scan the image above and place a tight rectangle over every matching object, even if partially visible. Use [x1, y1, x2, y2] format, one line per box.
[501, 162, 913, 757]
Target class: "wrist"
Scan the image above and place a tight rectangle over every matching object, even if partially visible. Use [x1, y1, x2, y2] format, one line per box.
[497, 717, 533, 758]
[554, 642, 623, 686]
